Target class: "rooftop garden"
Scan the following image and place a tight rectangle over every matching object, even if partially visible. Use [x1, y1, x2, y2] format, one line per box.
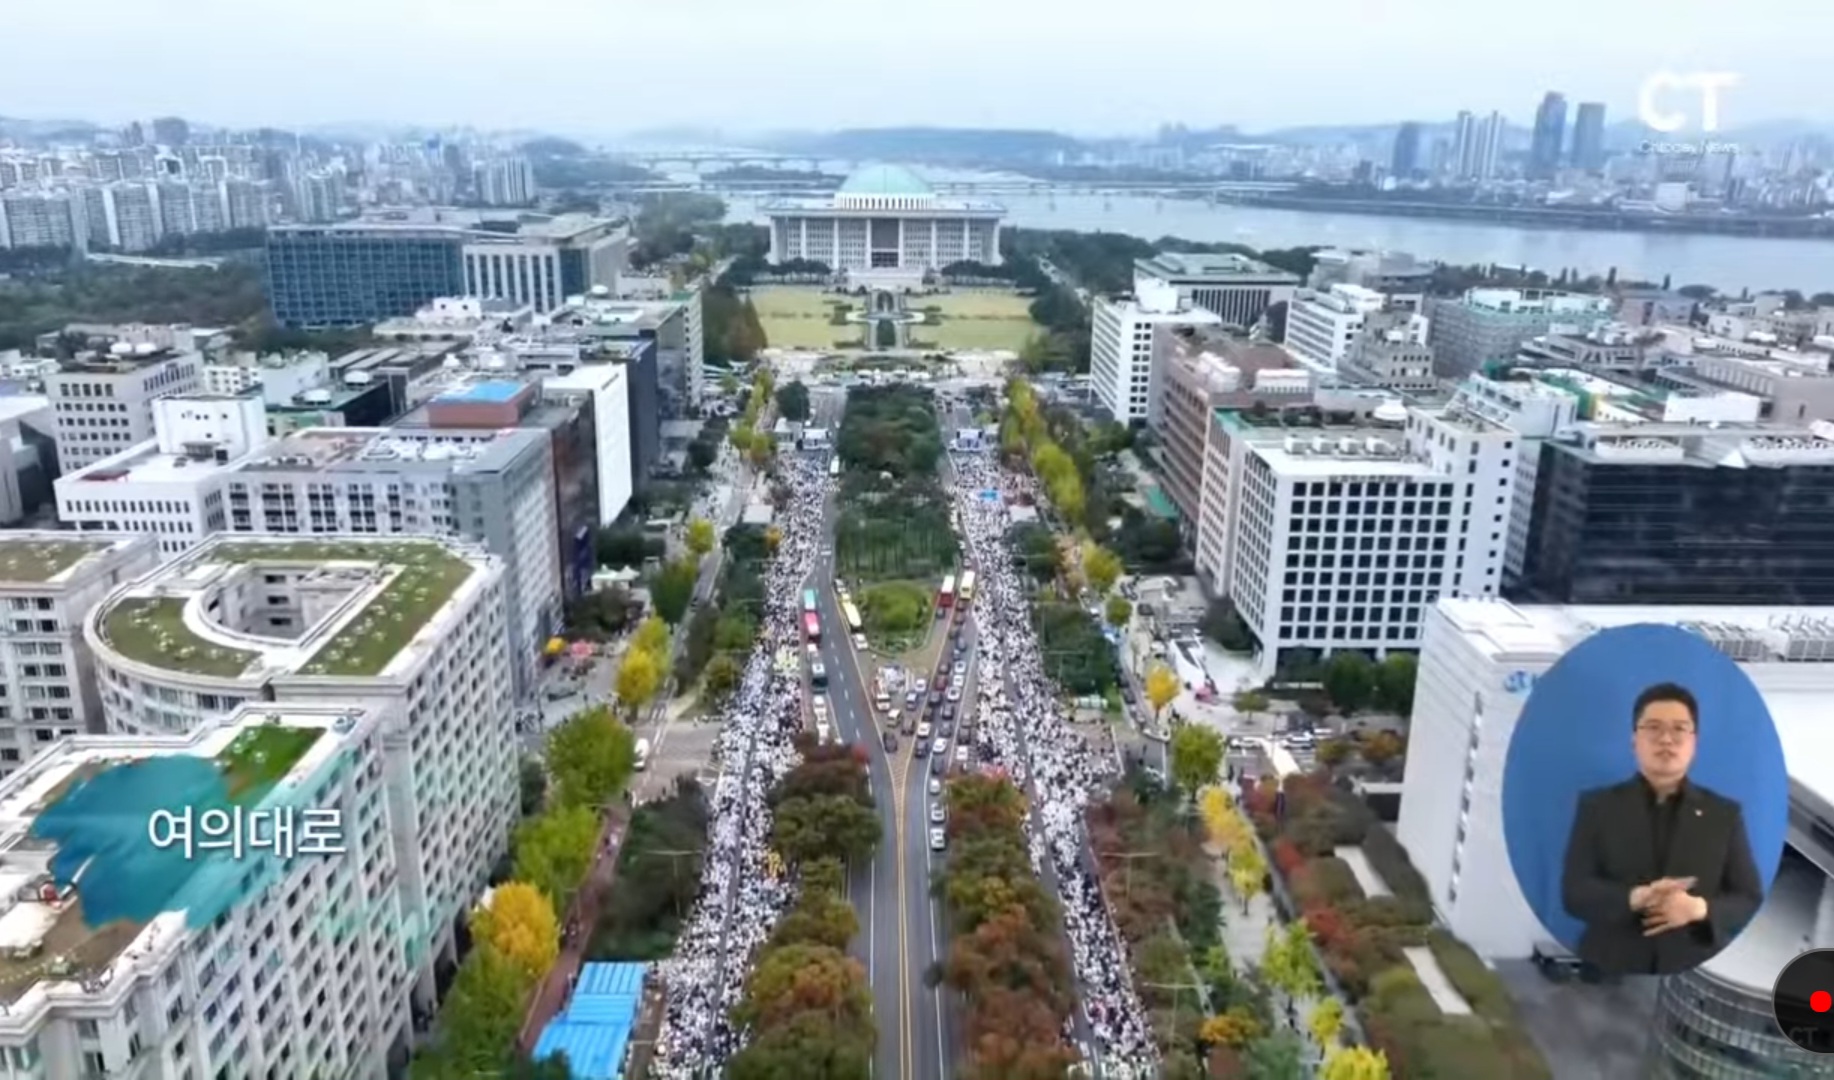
[217, 724, 323, 803]
[0, 539, 108, 584]
[103, 597, 260, 679]
[102, 540, 478, 680]
[271, 543, 475, 677]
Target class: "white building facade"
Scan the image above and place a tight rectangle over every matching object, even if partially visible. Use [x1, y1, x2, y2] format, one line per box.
[82, 538, 520, 1033]
[542, 364, 635, 526]
[760, 166, 1004, 288]
[1089, 281, 1223, 424]
[0, 704, 432, 1077]
[1283, 284, 1388, 373]
[1221, 400, 1521, 676]
[0, 534, 159, 777]
[55, 395, 269, 557]
[46, 348, 202, 472]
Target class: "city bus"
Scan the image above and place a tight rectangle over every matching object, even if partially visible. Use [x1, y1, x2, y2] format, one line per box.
[802, 588, 819, 614]
[938, 574, 956, 611]
[841, 600, 865, 636]
[828, 456, 841, 478]
[959, 570, 977, 603]
[803, 611, 822, 642]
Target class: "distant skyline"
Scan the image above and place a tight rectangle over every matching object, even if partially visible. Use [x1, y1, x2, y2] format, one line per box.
[0, 0, 1823, 138]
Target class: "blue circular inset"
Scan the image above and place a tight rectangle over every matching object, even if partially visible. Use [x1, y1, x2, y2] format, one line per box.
[1502, 622, 1788, 971]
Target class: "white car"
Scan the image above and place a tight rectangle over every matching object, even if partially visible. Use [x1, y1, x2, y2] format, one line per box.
[928, 776, 942, 796]
[954, 744, 970, 765]
[929, 802, 945, 824]
[929, 827, 946, 851]
[933, 737, 948, 757]
[916, 722, 933, 741]
[946, 686, 962, 703]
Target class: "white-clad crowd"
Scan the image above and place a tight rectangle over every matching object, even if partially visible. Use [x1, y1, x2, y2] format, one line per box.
[648, 454, 830, 1079]
[951, 450, 1161, 1075]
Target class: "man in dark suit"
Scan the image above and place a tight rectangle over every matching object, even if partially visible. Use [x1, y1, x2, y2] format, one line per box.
[1560, 682, 1765, 976]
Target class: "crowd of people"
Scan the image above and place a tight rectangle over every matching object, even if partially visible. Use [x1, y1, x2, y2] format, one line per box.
[649, 455, 829, 1079]
[950, 450, 1161, 1076]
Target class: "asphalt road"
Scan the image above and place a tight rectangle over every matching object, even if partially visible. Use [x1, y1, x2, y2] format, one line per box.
[939, 420, 1112, 1076]
[806, 385, 957, 1080]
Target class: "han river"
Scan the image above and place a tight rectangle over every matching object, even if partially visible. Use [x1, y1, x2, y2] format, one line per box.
[721, 178, 1834, 296]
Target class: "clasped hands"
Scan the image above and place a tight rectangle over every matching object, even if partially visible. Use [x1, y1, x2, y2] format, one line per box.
[1630, 876, 1709, 937]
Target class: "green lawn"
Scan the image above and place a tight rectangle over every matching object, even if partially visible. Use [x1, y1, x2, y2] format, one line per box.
[218, 725, 323, 802]
[0, 539, 109, 583]
[750, 286, 853, 350]
[282, 544, 476, 677]
[917, 291, 1036, 352]
[103, 597, 260, 679]
[751, 285, 1040, 353]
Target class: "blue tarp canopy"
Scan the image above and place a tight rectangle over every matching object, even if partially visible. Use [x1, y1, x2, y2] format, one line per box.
[533, 962, 648, 1080]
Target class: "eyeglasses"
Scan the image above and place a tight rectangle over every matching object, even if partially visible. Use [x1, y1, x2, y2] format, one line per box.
[1636, 722, 1696, 740]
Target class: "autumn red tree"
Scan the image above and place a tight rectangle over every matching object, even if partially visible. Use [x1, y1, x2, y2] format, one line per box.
[1271, 837, 1307, 877]
[939, 776, 1079, 1079]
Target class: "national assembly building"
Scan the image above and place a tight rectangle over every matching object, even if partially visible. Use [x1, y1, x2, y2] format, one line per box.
[761, 165, 1004, 288]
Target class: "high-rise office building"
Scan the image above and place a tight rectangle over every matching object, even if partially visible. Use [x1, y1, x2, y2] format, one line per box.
[0, 533, 159, 775]
[1509, 421, 1834, 605]
[1282, 284, 1388, 374]
[1449, 111, 1477, 178]
[1425, 288, 1612, 375]
[1473, 111, 1504, 180]
[1390, 122, 1424, 179]
[1570, 102, 1607, 171]
[266, 212, 628, 327]
[473, 158, 535, 207]
[1451, 111, 1505, 181]
[1089, 281, 1223, 424]
[1208, 399, 1521, 677]
[1133, 252, 1300, 330]
[45, 347, 202, 472]
[1529, 92, 1569, 179]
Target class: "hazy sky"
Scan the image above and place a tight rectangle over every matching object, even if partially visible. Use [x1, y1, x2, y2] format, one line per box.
[3, 0, 1824, 137]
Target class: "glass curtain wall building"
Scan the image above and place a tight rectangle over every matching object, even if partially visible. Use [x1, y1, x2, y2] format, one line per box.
[265, 226, 466, 328]
[1509, 426, 1834, 605]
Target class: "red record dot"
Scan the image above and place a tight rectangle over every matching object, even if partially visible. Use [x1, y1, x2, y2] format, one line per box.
[1815, 991, 1833, 1014]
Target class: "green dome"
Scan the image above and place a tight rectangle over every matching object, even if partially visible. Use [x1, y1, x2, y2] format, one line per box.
[837, 164, 934, 197]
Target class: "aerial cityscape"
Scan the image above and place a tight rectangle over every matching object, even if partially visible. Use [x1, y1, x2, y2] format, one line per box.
[0, 5, 1832, 1079]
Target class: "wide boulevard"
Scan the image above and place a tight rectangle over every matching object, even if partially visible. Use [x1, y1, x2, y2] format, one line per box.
[804, 384, 970, 1080]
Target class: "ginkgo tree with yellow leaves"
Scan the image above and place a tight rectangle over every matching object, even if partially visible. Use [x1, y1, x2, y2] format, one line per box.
[1321, 1045, 1391, 1080]
[1198, 1006, 1264, 1049]
[1143, 662, 1181, 718]
[470, 881, 560, 983]
[1309, 996, 1346, 1049]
